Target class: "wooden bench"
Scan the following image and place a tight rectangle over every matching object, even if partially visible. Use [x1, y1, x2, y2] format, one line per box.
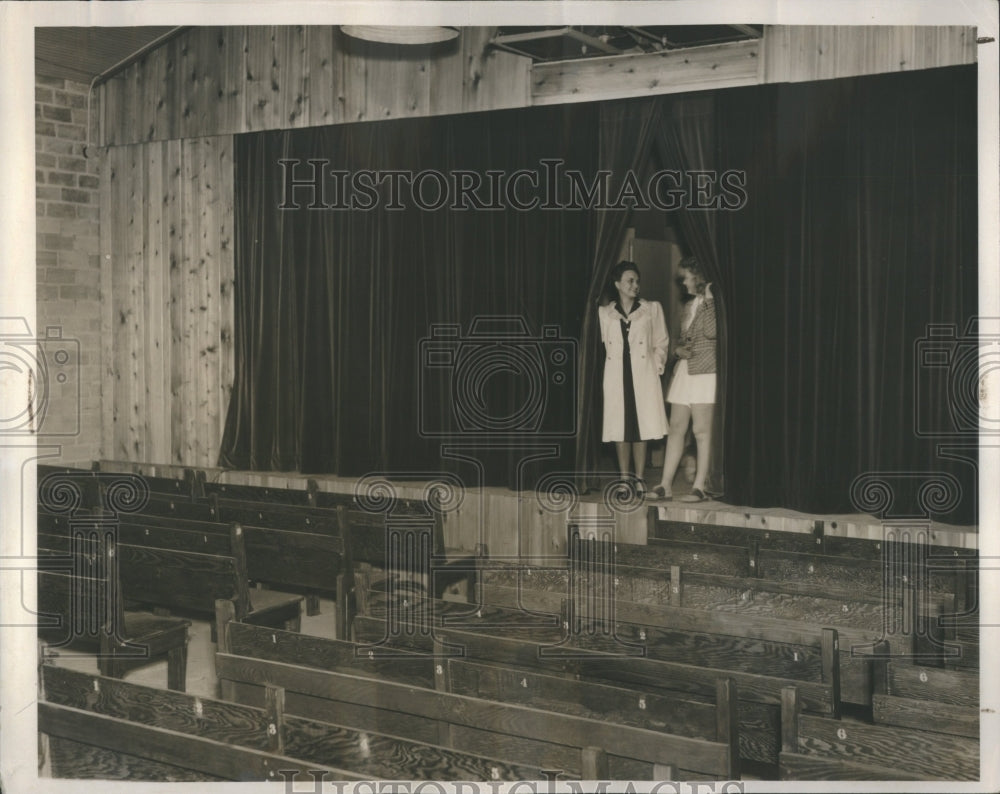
[222, 618, 740, 776]
[135, 488, 472, 611]
[779, 684, 978, 781]
[37, 542, 190, 691]
[652, 516, 977, 612]
[871, 649, 978, 739]
[39, 524, 303, 642]
[48, 503, 356, 636]
[352, 594, 839, 769]
[477, 561, 881, 702]
[216, 618, 739, 780]
[574, 522, 960, 624]
[42, 665, 540, 782]
[478, 521, 960, 703]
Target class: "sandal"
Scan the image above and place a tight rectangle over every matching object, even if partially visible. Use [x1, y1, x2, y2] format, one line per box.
[679, 487, 709, 503]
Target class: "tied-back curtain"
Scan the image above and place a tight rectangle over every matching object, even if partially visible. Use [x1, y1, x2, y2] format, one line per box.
[574, 98, 665, 489]
[653, 95, 727, 496]
[716, 65, 978, 524]
[221, 106, 597, 480]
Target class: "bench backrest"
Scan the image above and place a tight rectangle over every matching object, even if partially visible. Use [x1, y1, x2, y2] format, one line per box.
[41, 520, 252, 619]
[43, 665, 523, 782]
[61, 509, 351, 597]
[352, 601, 836, 767]
[870, 655, 979, 738]
[216, 645, 737, 779]
[117, 537, 249, 617]
[37, 567, 122, 652]
[780, 685, 978, 781]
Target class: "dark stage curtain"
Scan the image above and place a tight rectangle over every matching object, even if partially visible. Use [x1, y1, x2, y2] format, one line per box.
[220, 105, 596, 486]
[653, 95, 728, 496]
[574, 98, 665, 490]
[715, 66, 978, 524]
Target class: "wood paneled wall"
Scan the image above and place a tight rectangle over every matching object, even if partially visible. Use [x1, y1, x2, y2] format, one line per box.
[100, 26, 530, 146]
[100, 25, 976, 147]
[532, 39, 763, 106]
[100, 136, 235, 467]
[764, 26, 976, 83]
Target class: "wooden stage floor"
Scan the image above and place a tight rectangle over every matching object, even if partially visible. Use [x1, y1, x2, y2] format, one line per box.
[96, 460, 980, 554]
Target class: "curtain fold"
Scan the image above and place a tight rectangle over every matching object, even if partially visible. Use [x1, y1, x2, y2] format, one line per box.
[652, 95, 727, 496]
[715, 65, 977, 524]
[574, 98, 664, 490]
[220, 106, 597, 485]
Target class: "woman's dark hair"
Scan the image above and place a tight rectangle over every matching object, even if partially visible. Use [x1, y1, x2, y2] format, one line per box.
[677, 256, 709, 296]
[604, 260, 641, 303]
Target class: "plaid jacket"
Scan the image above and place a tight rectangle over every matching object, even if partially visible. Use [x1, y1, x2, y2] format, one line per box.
[679, 296, 717, 375]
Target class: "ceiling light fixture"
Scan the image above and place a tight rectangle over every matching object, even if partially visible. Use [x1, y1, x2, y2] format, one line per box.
[340, 26, 460, 45]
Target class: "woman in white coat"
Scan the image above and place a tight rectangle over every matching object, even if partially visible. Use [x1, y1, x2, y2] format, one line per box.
[599, 261, 669, 494]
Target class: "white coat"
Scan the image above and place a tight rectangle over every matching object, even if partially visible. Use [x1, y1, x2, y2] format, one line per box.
[599, 300, 669, 442]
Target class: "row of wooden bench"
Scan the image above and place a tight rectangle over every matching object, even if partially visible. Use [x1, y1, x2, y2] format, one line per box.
[41, 609, 978, 782]
[35, 460, 980, 776]
[351, 586, 979, 780]
[37, 465, 978, 693]
[39, 463, 471, 610]
[41, 462, 978, 643]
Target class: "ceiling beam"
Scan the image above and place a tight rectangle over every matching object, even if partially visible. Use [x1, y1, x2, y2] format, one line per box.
[531, 38, 762, 106]
[563, 28, 622, 56]
[728, 25, 763, 39]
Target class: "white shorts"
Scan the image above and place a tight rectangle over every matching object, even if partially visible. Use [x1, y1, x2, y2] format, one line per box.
[667, 359, 716, 405]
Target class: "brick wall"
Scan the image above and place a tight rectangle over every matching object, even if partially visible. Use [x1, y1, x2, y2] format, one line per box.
[35, 76, 102, 466]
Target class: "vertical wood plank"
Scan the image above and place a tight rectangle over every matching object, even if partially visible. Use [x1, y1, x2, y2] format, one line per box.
[669, 564, 682, 607]
[126, 144, 146, 463]
[307, 26, 340, 127]
[780, 686, 799, 754]
[200, 136, 221, 467]
[144, 142, 169, 462]
[264, 685, 286, 754]
[144, 42, 169, 143]
[821, 627, 842, 718]
[177, 34, 200, 141]
[581, 747, 608, 779]
[340, 28, 369, 123]
[428, 30, 466, 117]
[194, 28, 222, 141]
[245, 26, 281, 132]
[111, 146, 130, 459]
[280, 25, 310, 129]
[715, 677, 741, 779]
[181, 138, 200, 465]
[165, 36, 183, 142]
[121, 61, 140, 150]
[165, 138, 184, 464]
[99, 147, 117, 457]
[217, 26, 247, 135]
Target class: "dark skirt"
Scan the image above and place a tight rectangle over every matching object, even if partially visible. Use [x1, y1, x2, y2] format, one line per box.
[621, 319, 640, 442]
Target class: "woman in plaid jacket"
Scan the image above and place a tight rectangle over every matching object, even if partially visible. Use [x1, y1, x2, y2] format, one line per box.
[651, 257, 717, 502]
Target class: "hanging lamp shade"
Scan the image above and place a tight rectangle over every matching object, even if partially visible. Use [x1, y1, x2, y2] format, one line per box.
[340, 26, 460, 45]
